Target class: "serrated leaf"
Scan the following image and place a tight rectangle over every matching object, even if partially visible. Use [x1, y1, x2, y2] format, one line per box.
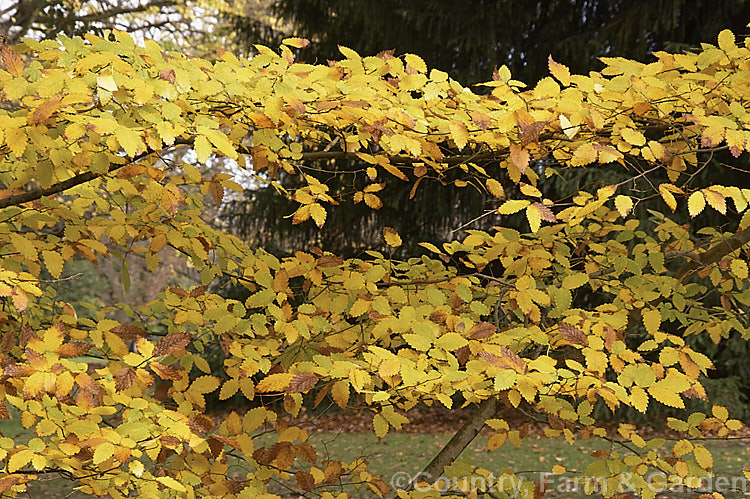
[559, 114, 579, 139]
[498, 199, 530, 215]
[658, 184, 677, 212]
[526, 204, 542, 233]
[486, 178, 505, 199]
[615, 195, 633, 217]
[648, 380, 684, 408]
[621, 127, 646, 146]
[256, 373, 293, 393]
[688, 191, 706, 217]
[289, 372, 319, 393]
[509, 144, 530, 173]
[693, 444, 713, 470]
[93, 442, 115, 464]
[548, 55, 570, 86]
[717, 29, 735, 51]
[373, 413, 389, 438]
[331, 380, 349, 409]
[282, 37, 310, 48]
[642, 308, 662, 336]
[8, 449, 33, 472]
[449, 120, 469, 150]
[1, 45, 23, 76]
[383, 226, 402, 247]
[310, 203, 327, 228]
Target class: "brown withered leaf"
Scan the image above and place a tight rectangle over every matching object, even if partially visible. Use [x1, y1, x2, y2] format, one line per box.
[153, 332, 192, 357]
[159, 435, 180, 448]
[151, 362, 183, 381]
[558, 322, 589, 347]
[296, 471, 315, 491]
[470, 110, 492, 132]
[225, 480, 246, 494]
[115, 367, 136, 392]
[478, 347, 527, 374]
[189, 285, 207, 298]
[519, 120, 549, 147]
[20, 323, 37, 347]
[469, 321, 496, 339]
[0, 402, 8, 419]
[0, 475, 25, 494]
[375, 49, 395, 61]
[296, 443, 317, 464]
[76, 372, 102, 399]
[289, 372, 319, 393]
[533, 202, 557, 222]
[159, 68, 176, 83]
[188, 414, 215, 433]
[1, 330, 16, 352]
[111, 324, 148, 340]
[209, 180, 224, 204]
[211, 434, 239, 450]
[455, 345, 471, 366]
[57, 341, 91, 358]
[316, 254, 343, 267]
[4, 364, 33, 377]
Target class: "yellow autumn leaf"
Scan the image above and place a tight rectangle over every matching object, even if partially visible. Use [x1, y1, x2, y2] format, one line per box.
[648, 380, 684, 408]
[571, 142, 597, 166]
[614, 195, 633, 217]
[383, 226, 402, 247]
[498, 199, 530, 214]
[658, 184, 678, 212]
[642, 308, 661, 336]
[717, 29, 735, 51]
[688, 191, 706, 217]
[331, 380, 350, 409]
[93, 441, 115, 464]
[693, 444, 713, 470]
[621, 127, 646, 146]
[8, 449, 33, 472]
[486, 178, 505, 199]
[449, 120, 469, 150]
[373, 413, 389, 438]
[526, 204, 542, 233]
[519, 183, 542, 197]
[309, 203, 327, 228]
[559, 114, 579, 139]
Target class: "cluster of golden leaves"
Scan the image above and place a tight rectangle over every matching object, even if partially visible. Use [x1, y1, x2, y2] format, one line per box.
[0, 27, 747, 498]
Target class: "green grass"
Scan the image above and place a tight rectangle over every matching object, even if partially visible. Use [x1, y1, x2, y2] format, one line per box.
[1, 413, 748, 498]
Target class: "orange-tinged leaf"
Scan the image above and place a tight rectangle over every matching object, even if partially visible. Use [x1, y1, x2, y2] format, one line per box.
[331, 380, 349, 409]
[703, 188, 726, 214]
[32, 94, 63, 125]
[282, 37, 310, 48]
[1, 45, 23, 76]
[548, 55, 571, 86]
[115, 367, 136, 391]
[509, 144, 530, 173]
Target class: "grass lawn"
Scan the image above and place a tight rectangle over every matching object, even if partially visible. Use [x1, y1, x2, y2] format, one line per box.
[1, 414, 748, 498]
